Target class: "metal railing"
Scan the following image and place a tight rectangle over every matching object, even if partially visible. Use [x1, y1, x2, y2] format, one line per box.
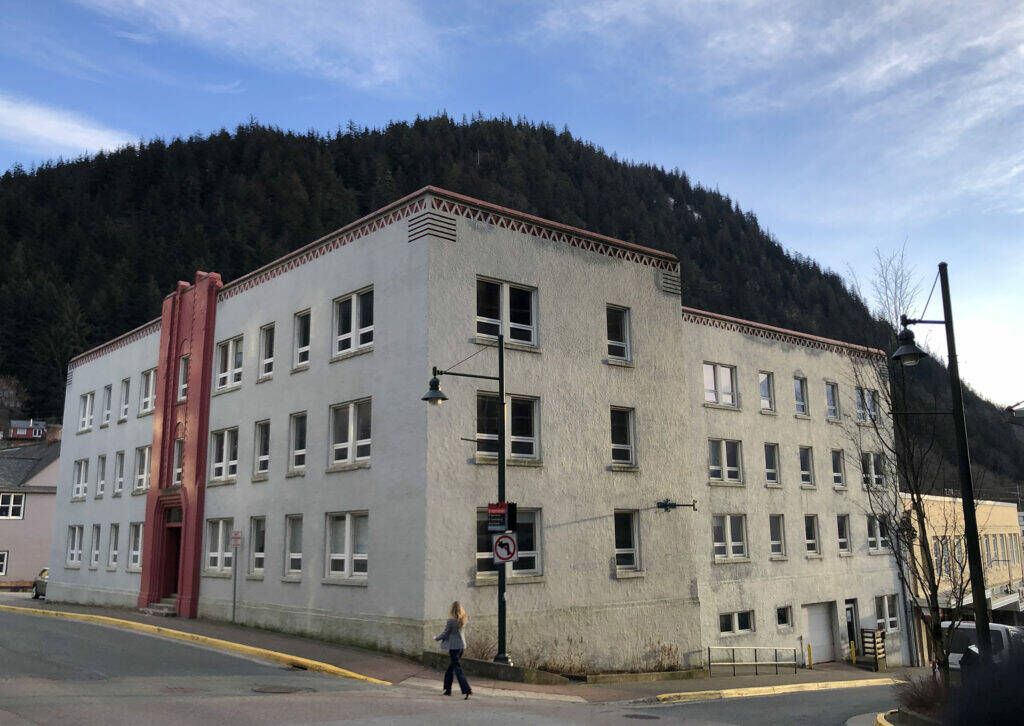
[707, 645, 799, 675]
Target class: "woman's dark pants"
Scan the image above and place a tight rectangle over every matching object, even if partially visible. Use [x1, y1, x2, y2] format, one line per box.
[444, 649, 471, 694]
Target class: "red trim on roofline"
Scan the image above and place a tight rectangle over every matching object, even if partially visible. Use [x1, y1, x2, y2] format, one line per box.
[68, 318, 162, 368]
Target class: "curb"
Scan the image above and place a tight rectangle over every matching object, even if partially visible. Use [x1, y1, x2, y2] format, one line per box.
[656, 677, 900, 703]
[876, 709, 898, 725]
[0, 604, 390, 685]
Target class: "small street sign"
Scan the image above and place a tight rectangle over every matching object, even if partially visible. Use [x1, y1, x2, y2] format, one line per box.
[230, 530, 243, 549]
[487, 502, 508, 533]
[492, 532, 518, 563]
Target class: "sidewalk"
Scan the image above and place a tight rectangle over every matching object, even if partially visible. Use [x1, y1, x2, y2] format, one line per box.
[0, 593, 924, 703]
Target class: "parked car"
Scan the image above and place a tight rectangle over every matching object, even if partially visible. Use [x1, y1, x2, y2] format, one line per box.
[942, 621, 1024, 669]
[31, 568, 48, 599]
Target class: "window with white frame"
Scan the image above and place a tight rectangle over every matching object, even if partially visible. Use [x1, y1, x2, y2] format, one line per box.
[139, 368, 156, 413]
[177, 355, 189, 401]
[293, 311, 311, 367]
[764, 443, 780, 484]
[606, 305, 631, 360]
[326, 512, 369, 577]
[799, 446, 815, 486]
[254, 420, 270, 475]
[114, 451, 125, 493]
[108, 523, 119, 567]
[837, 515, 851, 553]
[90, 524, 101, 567]
[78, 391, 95, 431]
[776, 606, 793, 627]
[96, 455, 106, 496]
[0, 493, 25, 519]
[712, 514, 747, 559]
[719, 610, 754, 635]
[66, 525, 83, 564]
[794, 376, 809, 415]
[172, 438, 184, 484]
[205, 518, 234, 571]
[475, 508, 541, 576]
[875, 594, 899, 631]
[856, 387, 879, 423]
[330, 400, 372, 465]
[825, 382, 840, 419]
[210, 428, 238, 481]
[216, 337, 243, 389]
[708, 439, 742, 482]
[101, 384, 112, 425]
[610, 407, 635, 464]
[249, 517, 266, 574]
[285, 515, 303, 574]
[128, 522, 143, 569]
[0, 551, 6, 575]
[119, 378, 130, 420]
[134, 445, 151, 490]
[334, 287, 374, 354]
[289, 413, 307, 470]
[614, 510, 640, 571]
[804, 515, 820, 554]
[476, 394, 537, 459]
[867, 516, 890, 551]
[72, 458, 88, 498]
[861, 452, 884, 488]
[259, 323, 275, 378]
[769, 514, 785, 556]
[831, 450, 846, 487]
[703, 363, 737, 406]
[476, 278, 537, 345]
[758, 371, 775, 410]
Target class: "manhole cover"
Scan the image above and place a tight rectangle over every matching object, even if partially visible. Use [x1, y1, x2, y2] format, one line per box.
[252, 685, 307, 694]
[622, 716, 660, 721]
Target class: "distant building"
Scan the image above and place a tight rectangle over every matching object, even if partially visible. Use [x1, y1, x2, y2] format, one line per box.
[4, 419, 47, 441]
[0, 440, 59, 587]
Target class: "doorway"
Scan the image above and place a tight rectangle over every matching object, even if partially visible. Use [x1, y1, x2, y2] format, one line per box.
[845, 600, 859, 656]
[162, 515, 182, 599]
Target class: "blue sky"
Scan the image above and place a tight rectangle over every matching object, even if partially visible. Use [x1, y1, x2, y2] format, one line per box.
[1, 1, 1021, 406]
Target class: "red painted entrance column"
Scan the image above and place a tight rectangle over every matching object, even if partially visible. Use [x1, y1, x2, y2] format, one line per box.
[138, 271, 222, 617]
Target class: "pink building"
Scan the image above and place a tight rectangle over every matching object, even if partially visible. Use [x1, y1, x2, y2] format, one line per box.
[0, 440, 59, 587]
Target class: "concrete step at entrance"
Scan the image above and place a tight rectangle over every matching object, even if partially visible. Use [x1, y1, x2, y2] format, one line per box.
[159, 597, 178, 606]
[140, 601, 177, 617]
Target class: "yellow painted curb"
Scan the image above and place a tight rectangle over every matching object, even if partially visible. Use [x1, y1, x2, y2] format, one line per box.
[657, 677, 899, 703]
[0, 604, 390, 685]
[876, 709, 897, 726]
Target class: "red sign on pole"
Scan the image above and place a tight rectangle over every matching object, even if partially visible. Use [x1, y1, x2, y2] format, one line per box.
[487, 502, 508, 533]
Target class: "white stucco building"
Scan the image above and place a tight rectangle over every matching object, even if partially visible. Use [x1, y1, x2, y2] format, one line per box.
[49, 186, 907, 669]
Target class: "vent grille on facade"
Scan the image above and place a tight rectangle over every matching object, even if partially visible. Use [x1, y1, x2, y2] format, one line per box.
[658, 269, 682, 295]
[408, 210, 456, 244]
[65, 369, 73, 388]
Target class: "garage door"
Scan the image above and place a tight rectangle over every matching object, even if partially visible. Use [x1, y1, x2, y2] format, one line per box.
[804, 603, 835, 663]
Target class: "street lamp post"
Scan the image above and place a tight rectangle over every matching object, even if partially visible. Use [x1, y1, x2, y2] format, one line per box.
[892, 261, 992, 662]
[423, 335, 512, 665]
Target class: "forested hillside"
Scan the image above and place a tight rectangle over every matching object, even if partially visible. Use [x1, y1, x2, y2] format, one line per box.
[1, 116, 1020, 493]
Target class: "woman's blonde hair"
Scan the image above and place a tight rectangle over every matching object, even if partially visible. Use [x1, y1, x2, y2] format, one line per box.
[450, 601, 467, 628]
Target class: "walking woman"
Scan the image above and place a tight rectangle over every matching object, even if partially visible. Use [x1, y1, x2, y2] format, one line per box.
[435, 601, 472, 698]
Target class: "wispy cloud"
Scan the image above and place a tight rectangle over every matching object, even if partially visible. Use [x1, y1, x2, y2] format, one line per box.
[0, 92, 133, 155]
[112, 29, 156, 44]
[77, 0, 444, 91]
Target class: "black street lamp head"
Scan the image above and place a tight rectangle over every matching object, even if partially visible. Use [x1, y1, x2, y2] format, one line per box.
[892, 327, 927, 367]
[421, 376, 448, 406]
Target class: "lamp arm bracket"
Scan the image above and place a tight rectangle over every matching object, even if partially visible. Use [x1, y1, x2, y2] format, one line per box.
[433, 367, 500, 382]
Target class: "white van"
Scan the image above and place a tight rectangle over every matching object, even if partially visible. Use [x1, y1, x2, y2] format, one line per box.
[941, 621, 1024, 670]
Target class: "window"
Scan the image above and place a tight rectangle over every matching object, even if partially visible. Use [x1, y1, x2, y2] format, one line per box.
[0, 551, 7, 575]
[837, 515, 851, 553]
[866, 516, 890, 552]
[712, 514, 747, 559]
[861, 453, 884, 488]
[875, 594, 899, 631]
[72, 458, 88, 498]
[293, 311, 311, 367]
[719, 610, 755, 634]
[769, 514, 786, 556]
[66, 525, 84, 564]
[0, 493, 25, 519]
[250, 517, 266, 574]
[776, 606, 792, 627]
[216, 337, 243, 389]
[254, 420, 270, 474]
[764, 443, 780, 484]
[475, 508, 541, 576]
[758, 372, 775, 411]
[96, 455, 106, 496]
[799, 446, 815, 486]
[703, 363, 737, 406]
[708, 439, 742, 482]
[177, 355, 189, 401]
[259, 324, 275, 377]
[334, 288, 373, 354]
[78, 391, 95, 431]
[610, 407, 636, 464]
[476, 278, 537, 345]
[289, 413, 307, 470]
[129, 523, 143, 569]
[172, 439, 184, 485]
[108, 524, 119, 567]
[139, 368, 156, 413]
[825, 382, 840, 419]
[804, 515, 820, 555]
[326, 512, 369, 577]
[606, 306, 631, 360]
[101, 384, 112, 425]
[330, 399, 372, 465]
[113, 451, 125, 493]
[90, 525, 101, 567]
[831, 450, 846, 487]
[614, 511, 640, 570]
[285, 515, 303, 574]
[210, 428, 238, 481]
[856, 387, 879, 423]
[476, 394, 538, 459]
[206, 518, 234, 571]
[794, 376, 808, 415]
[119, 378, 130, 420]
[134, 445, 151, 490]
